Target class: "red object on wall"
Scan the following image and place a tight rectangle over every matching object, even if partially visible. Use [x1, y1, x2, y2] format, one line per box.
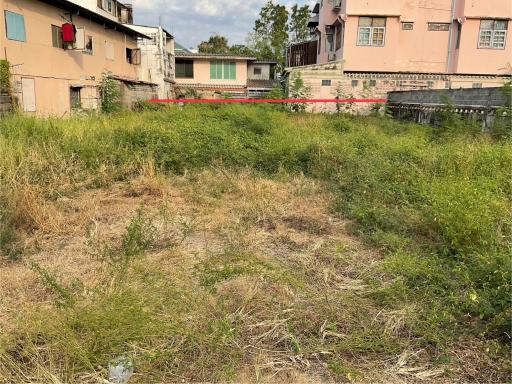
[61, 23, 76, 43]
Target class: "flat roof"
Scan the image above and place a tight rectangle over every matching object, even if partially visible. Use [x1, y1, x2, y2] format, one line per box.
[252, 60, 278, 65]
[38, 0, 148, 39]
[129, 24, 174, 38]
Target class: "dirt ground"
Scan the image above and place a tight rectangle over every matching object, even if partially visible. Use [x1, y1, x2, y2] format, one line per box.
[0, 171, 504, 383]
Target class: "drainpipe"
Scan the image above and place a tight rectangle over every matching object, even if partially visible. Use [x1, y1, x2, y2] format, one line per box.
[446, 0, 457, 73]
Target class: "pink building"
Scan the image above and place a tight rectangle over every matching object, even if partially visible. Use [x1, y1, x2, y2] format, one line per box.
[303, 0, 511, 75]
[287, 0, 511, 111]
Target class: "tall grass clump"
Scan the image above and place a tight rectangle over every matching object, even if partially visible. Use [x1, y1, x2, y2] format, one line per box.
[0, 104, 510, 347]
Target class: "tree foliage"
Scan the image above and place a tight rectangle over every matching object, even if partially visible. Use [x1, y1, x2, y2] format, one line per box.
[198, 35, 230, 54]
[252, 0, 289, 66]
[290, 4, 311, 43]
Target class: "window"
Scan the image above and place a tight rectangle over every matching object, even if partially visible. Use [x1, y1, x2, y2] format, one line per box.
[326, 25, 335, 52]
[472, 83, 482, 88]
[70, 87, 81, 109]
[322, 80, 332, 86]
[402, 22, 414, 30]
[369, 79, 377, 87]
[335, 23, 343, 50]
[351, 79, 358, 87]
[427, 81, 434, 89]
[100, 0, 117, 15]
[126, 48, 140, 65]
[456, 22, 462, 49]
[105, 41, 114, 60]
[210, 61, 236, 80]
[253, 67, 262, 75]
[176, 59, 194, 78]
[358, 17, 386, 46]
[83, 36, 93, 55]
[428, 23, 450, 31]
[5, 11, 26, 42]
[478, 20, 508, 49]
[51, 25, 62, 48]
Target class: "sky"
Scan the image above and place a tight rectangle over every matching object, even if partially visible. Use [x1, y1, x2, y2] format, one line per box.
[131, 0, 314, 50]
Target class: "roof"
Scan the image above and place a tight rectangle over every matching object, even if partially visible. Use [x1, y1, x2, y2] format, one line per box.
[129, 24, 174, 38]
[38, 0, 148, 38]
[175, 51, 257, 61]
[247, 79, 278, 90]
[175, 42, 192, 53]
[110, 74, 158, 86]
[251, 60, 278, 65]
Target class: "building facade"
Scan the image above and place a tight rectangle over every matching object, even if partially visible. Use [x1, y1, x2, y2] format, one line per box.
[0, 0, 156, 116]
[287, 0, 512, 112]
[247, 60, 278, 98]
[174, 53, 277, 99]
[130, 25, 175, 99]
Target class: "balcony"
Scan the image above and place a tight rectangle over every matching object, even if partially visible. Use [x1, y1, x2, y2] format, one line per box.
[286, 40, 318, 68]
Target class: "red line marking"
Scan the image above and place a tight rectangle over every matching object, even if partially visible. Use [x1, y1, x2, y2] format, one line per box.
[150, 98, 388, 104]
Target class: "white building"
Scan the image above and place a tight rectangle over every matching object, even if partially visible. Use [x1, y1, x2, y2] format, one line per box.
[130, 25, 175, 99]
[68, 0, 133, 24]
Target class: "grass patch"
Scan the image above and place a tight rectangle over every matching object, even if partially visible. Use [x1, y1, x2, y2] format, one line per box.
[0, 105, 510, 382]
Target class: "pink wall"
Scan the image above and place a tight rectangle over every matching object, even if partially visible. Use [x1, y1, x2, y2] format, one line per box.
[454, 18, 512, 74]
[313, 0, 512, 75]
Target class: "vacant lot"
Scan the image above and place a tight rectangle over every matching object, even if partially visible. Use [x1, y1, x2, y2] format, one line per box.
[0, 105, 510, 383]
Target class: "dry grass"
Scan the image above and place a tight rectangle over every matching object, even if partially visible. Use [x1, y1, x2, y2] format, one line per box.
[0, 170, 508, 383]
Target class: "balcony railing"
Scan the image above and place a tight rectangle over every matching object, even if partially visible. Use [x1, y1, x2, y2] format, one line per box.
[286, 40, 318, 68]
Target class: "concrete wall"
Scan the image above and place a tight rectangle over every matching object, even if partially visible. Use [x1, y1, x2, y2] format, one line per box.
[287, 61, 511, 114]
[0, 0, 141, 116]
[119, 81, 158, 107]
[387, 87, 508, 107]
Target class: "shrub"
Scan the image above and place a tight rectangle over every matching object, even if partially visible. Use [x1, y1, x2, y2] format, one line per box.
[99, 71, 121, 113]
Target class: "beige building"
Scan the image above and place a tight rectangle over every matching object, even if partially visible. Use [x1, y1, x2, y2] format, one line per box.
[174, 52, 278, 99]
[174, 52, 253, 98]
[287, 0, 512, 112]
[0, 0, 156, 116]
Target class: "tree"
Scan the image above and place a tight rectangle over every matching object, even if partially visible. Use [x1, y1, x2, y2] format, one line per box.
[251, 1, 289, 66]
[229, 44, 257, 57]
[290, 4, 311, 43]
[198, 35, 230, 54]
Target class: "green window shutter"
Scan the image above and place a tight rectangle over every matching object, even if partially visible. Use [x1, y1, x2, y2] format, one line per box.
[223, 62, 230, 80]
[5, 11, 26, 42]
[230, 62, 236, 80]
[210, 61, 216, 79]
[216, 61, 223, 79]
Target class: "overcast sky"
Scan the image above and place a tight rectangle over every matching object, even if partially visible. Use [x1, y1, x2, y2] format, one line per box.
[131, 0, 314, 50]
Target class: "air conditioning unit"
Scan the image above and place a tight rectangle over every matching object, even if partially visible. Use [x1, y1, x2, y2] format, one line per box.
[332, 0, 342, 9]
[328, 52, 336, 61]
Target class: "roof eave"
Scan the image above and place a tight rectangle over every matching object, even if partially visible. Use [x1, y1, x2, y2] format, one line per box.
[38, 0, 149, 39]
